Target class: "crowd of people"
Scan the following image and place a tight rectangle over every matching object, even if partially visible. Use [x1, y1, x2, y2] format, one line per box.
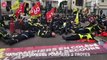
[0, 2, 107, 45]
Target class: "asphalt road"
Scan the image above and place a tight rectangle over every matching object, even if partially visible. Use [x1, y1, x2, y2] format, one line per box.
[0, 35, 87, 48]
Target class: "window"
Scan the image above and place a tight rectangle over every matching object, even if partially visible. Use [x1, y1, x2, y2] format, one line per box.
[19, 0, 23, 2]
[6, 1, 11, 11]
[76, 0, 83, 6]
[102, 0, 104, 2]
[6, 1, 11, 7]
[36, 0, 39, 1]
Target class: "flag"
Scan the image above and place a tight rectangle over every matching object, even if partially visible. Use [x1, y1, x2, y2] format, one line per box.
[36, 2, 41, 7]
[11, 0, 20, 10]
[50, 8, 55, 15]
[46, 8, 55, 22]
[15, 3, 25, 17]
[74, 12, 79, 25]
[46, 11, 52, 22]
[29, 2, 41, 17]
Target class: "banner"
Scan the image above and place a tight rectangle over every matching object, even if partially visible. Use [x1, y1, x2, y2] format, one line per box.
[11, 0, 20, 10]
[0, 43, 107, 60]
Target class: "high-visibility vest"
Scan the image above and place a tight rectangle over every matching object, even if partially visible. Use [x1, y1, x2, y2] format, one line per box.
[34, 23, 43, 27]
[78, 34, 84, 39]
[87, 34, 92, 40]
[37, 30, 40, 35]
[37, 30, 45, 36]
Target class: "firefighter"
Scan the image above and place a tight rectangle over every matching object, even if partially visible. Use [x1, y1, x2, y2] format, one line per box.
[37, 25, 56, 38]
[62, 33, 96, 43]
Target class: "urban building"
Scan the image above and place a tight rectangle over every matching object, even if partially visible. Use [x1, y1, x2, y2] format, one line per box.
[68, 0, 85, 9]
[86, 0, 107, 15]
[0, 0, 88, 14]
[98, 0, 107, 15]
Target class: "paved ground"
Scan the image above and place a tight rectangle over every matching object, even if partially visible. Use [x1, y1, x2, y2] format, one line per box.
[0, 35, 107, 60]
[0, 35, 87, 48]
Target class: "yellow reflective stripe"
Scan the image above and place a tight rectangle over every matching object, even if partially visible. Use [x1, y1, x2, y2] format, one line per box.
[40, 24, 43, 26]
[63, 22, 66, 27]
[87, 34, 92, 40]
[0, 32, 3, 37]
[36, 23, 39, 25]
[2, 24, 4, 26]
[41, 33, 44, 35]
[98, 26, 101, 30]
[86, 27, 92, 32]
[29, 23, 32, 26]
[27, 8, 29, 11]
[0, 23, 4, 27]
[78, 34, 83, 39]
[37, 30, 40, 36]
[34, 24, 38, 26]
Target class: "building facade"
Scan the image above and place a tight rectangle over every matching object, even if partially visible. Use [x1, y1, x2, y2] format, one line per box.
[73, 0, 85, 9]
[86, 0, 107, 15]
[0, 0, 86, 14]
[98, 0, 107, 15]
[0, 0, 38, 14]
